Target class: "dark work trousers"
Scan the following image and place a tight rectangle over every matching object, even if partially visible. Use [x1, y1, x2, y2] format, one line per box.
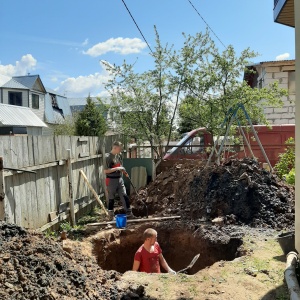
[106, 177, 130, 211]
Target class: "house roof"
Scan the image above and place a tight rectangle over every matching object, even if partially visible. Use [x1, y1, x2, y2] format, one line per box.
[1, 79, 29, 90]
[13, 75, 46, 93]
[0, 74, 11, 86]
[45, 87, 66, 98]
[0, 103, 47, 127]
[247, 59, 295, 68]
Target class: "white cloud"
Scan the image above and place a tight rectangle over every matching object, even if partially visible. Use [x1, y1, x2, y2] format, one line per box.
[82, 38, 89, 46]
[0, 54, 37, 77]
[55, 62, 112, 97]
[276, 52, 290, 61]
[84, 37, 147, 57]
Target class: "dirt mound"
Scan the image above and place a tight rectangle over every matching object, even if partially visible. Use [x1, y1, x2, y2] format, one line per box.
[0, 222, 149, 300]
[132, 158, 294, 229]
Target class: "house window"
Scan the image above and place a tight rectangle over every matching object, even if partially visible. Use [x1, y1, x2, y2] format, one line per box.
[32, 94, 39, 109]
[9, 92, 22, 106]
[288, 71, 295, 94]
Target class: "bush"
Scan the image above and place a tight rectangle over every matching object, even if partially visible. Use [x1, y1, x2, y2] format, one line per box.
[284, 168, 295, 185]
[275, 137, 295, 181]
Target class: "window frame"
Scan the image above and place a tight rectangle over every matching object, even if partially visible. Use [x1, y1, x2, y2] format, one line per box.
[32, 93, 40, 109]
[8, 91, 22, 106]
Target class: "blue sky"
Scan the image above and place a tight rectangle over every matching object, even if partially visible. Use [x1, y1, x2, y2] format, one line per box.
[0, 0, 295, 97]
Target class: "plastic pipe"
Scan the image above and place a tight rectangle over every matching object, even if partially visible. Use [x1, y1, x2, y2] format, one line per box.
[285, 251, 300, 300]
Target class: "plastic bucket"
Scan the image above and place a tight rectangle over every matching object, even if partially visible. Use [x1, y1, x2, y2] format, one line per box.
[276, 231, 296, 255]
[116, 214, 127, 228]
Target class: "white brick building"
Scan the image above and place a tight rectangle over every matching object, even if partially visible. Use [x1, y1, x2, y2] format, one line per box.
[245, 60, 295, 124]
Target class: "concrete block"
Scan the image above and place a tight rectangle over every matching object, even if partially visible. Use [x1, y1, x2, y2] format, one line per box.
[273, 119, 289, 124]
[281, 113, 294, 119]
[288, 119, 295, 124]
[268, 113, 283, 119]
[264, 73, 274, 80]
[273, 107, 289, 113]
[274, 72, 288, 79]
[278, 83, 287, 89]
[264, 78, 276, 85]
[288, 95, 296, 102]
[264, 107, 274, 113]
[280, 77, 289, 84]
[265, 67, 281, 72]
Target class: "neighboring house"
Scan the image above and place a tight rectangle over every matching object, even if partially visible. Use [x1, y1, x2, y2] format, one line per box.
[44, 87, 72, 124]
[245, 60, 295, 124]
[0, 75, 46, 122]
[0, 103, 47, 135]
[68, 97, 115, 129]
[273, 0, 300, 252]
[0, 75, 72, 135]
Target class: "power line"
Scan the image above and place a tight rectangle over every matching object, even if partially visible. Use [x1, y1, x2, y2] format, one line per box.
[187, 0, 227, 49]
[121, 0, 154, 54]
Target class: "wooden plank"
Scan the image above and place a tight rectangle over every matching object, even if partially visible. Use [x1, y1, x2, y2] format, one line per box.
[0, 157, 5, 221]
[87, 216, 181, 227]
[67, 149, 76, 226]
[78, 137, 89, 142]
[27, 136, 35, 166]
[79, 152, 90, 158]
[37, 197, 97, 232]
[12, 173, 22, 226]
[79, 170, 108, 216]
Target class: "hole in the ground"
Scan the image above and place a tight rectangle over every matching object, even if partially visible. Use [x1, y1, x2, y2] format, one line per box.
[93, 223, 243, 275]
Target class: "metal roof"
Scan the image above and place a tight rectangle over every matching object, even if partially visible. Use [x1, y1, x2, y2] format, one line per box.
[13, 75, 46, 93]
[45, 87, 66, 98]
[0, 103, 47, 127]
[1, 79, 29, 90]
[0, 74, 11, 86]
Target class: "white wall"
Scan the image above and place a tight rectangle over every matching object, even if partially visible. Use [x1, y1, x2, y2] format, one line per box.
[295, 0, 300, 253]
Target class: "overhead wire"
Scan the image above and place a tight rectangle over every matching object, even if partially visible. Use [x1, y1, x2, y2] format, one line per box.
[121, 0, 154, 54]
[187, 0, 227, 49]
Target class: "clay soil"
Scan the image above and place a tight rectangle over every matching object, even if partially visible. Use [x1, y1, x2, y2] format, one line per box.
[0, 158, 295, 299]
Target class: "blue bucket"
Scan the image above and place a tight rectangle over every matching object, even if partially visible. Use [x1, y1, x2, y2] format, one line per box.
[116, 214, 127, 228]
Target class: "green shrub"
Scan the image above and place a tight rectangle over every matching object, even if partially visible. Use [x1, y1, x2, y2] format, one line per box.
[275, 137, 295, 179]
[284, 168, 295, 185]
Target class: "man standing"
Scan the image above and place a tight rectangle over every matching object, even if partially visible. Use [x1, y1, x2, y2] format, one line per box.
[132, 228, 176, 274]
[104, 141, 134, 220]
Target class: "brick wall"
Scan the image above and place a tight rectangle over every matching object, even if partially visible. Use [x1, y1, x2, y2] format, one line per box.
[259, 66, 295, 124]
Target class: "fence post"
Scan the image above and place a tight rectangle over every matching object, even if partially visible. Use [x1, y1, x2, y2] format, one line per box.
[0, 157, 5, 221]
[66, 149, 76, 226]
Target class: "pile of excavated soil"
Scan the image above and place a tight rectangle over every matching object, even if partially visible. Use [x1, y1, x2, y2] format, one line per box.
[0, 222, 149, 300]
[132, 158, 294, 229]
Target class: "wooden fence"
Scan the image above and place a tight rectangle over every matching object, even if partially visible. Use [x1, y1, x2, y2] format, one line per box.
[0, 134, 122, 230]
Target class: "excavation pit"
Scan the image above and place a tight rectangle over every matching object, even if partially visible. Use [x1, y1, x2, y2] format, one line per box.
[93, 223, 244, 275]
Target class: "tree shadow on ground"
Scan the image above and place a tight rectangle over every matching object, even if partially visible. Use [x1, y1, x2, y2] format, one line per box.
[261, 283, 289, 300]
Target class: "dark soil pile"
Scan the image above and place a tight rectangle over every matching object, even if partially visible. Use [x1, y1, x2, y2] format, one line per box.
[132, 158, 294, 229]
[0, 222, 150, 300]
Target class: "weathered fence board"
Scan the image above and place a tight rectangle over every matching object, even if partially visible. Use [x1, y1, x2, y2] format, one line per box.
[0, 134, 121, 229]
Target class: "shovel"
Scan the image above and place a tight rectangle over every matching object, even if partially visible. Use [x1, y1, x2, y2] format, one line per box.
[123, 171, 148, 218]
[177, 254, 200, 274]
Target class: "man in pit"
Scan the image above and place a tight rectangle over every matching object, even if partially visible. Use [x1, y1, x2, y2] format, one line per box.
[132, 228, 176, 274]
[104, 141, 134, 220]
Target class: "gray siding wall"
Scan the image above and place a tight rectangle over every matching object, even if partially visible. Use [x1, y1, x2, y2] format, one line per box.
[29, 92, 45, 121]
[1, 89, 29, 106]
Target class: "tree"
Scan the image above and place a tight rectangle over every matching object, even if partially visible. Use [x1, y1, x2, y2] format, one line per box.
[104, 28, 212, 157]
[75, 95, 107, 136]
[178, 42, 288, 137]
